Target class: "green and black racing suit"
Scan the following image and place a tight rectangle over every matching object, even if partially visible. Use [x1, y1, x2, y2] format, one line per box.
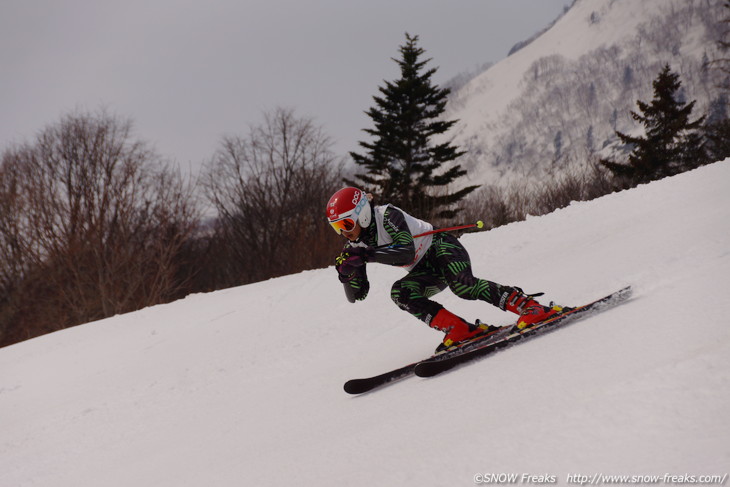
[339, 204, 513, 326]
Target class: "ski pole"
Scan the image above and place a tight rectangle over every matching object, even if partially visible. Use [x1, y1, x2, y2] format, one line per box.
[370, 220, 485, 250]
[411, 220, 484, 239]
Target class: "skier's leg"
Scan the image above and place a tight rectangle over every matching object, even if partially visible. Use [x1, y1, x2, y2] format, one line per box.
[430, 233, 509, 307]
[433, 233, 564, 328]
[390, 266, 496, 350]
[390, 267, 446, 324]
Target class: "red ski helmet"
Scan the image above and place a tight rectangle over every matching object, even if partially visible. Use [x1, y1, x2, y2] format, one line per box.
[326, 187, 372, 234]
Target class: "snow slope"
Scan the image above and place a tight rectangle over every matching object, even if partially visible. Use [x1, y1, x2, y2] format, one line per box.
[2, 160, 730, 486]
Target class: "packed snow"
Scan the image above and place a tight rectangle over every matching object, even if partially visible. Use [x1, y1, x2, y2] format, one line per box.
[2, 160, 729, 486]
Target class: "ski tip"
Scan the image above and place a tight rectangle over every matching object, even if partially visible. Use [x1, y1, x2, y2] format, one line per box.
[343, 380, 364, 395]
[344, 379, 375, 395]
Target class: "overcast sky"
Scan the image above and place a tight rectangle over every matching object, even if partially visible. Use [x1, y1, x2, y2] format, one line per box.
[1, 0, 569, 172]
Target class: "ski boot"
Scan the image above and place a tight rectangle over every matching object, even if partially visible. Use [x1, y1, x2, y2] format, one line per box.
[430, 308, 504, 353]
[502, 287, 566, 330]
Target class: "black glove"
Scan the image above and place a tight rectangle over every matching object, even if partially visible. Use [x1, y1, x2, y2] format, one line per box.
[335, 246, 374, 277]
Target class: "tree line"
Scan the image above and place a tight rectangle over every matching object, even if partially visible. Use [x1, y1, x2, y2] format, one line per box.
[2, 14, 730, 347]
[0, 108, 344, 346]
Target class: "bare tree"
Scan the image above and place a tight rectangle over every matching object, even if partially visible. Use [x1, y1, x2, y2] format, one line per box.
[0, 109, 199, 345]
[0, 161, 30, 335]
[204, 107, 344, 285]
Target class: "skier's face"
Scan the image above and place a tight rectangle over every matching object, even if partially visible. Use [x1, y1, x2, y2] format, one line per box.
[342, 223, 361, 241]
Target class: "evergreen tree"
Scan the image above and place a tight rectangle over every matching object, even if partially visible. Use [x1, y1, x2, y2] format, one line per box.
[601, 65, 707, 187]
[553, 131, 563, 161]
[704, 117, 730, 162]
[701, 2, 730, 163]
[717, 1, 730, 79]
[347, 33, 477, 220]
[586, 125, 595, 153]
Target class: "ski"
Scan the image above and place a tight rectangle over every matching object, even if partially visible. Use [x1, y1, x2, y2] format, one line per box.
[343, 326, 512, 395]
[343, 286, 632, 393]
[414, 285, 633, 378]
[343, 362, 418, 395]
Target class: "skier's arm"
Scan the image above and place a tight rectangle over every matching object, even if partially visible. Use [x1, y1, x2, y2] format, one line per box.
[340, 267, 370, 303]
[334, 206, 414, 302]
[367, 206, 416, 266]
[336, 251, 370, 303]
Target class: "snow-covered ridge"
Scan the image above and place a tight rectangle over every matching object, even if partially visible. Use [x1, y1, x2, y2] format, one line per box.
[2, 159, 729, 486]
[446, 0, 724, 184]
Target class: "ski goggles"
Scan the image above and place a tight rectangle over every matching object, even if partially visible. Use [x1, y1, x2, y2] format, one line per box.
[329, 217, 357, 235]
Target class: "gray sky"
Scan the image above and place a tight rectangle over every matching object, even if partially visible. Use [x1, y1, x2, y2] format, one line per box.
[1, 0, 569, 171]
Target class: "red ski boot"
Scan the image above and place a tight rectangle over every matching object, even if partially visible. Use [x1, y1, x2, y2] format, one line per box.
[430, 308, 503, 353]
[502, 288, 565, 330]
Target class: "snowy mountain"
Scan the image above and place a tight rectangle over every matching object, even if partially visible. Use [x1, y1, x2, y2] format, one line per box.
[2, 159, 729, 486]
[445, 0, 726, 185]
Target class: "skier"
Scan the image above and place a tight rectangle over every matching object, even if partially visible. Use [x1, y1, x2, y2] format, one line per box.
[326, 186, 565, 352]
